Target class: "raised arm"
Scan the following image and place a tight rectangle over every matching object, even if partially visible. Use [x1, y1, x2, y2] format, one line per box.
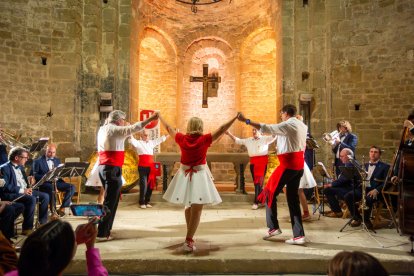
[237, 113, 261, 130]
[159, 116, 177, 139]
[225, 130, 238, 142]
[211, 114, 239, 142]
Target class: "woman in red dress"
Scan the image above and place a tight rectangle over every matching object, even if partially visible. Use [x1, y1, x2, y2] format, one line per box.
[159, 114, 239, 252]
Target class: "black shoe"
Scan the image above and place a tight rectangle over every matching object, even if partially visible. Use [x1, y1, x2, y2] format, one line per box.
[364, 220, 374, 231]
[57, 209, 66, 217]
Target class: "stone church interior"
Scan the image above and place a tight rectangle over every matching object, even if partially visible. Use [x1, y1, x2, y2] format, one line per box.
[0, 0, 413, 275]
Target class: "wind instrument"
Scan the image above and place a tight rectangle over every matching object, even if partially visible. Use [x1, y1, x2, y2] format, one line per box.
[322, 130, 340, 145]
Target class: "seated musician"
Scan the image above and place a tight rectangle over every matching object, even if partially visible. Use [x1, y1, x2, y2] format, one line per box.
[324, 148, 355, 218]
[391, 113, 414, 185]
[0, 147, 49, 235]
[344, 146, 390, 230]
[332, 121, 358, 178]
[32, 144, 74, 217]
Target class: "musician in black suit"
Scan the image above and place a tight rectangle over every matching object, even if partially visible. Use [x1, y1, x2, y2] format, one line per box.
[344, 146, 390, 229]
[332, 120, 358, 178]
[0, 147, 49, 235]
[32, 144, 74, 217]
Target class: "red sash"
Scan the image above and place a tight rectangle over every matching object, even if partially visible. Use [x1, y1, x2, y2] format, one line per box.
[139, 155, 156, 189]
[99, 151, 124, 167]
[258, 151, 304, 207]
[250, 155, 268, 185]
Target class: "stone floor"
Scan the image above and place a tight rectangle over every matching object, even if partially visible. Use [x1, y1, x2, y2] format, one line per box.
[16, 191, 414, 275]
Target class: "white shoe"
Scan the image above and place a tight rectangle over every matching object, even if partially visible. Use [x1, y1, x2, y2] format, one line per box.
[285, 236, 306, 245]
[146, 204, 153, 208]
[140, 205, 146, 209]
[263, 228, 282, 240]
[96, 236, 114, 242]
[183, 240, 196, 252]
[251, 204, 258, 210]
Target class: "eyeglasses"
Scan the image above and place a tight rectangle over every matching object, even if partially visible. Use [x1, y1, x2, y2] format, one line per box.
[18, 156, 29, 159]
[280, 111, 286, 115]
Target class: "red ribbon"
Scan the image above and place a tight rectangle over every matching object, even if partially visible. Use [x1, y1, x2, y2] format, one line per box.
[184, 166, 198, 181]
[250, 155, 268, 185]
[258, 151, 304, 207]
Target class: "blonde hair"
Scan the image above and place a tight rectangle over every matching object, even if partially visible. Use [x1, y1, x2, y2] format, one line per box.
[338, 120, 352, 133]
[186, 117, 204, 135]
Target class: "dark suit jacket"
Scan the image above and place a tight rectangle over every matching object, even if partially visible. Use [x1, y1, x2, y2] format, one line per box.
[332, 162, 355, 188]
[364, 161, 390, 192]
[332, 133, 358, 156]
[0, 145, 7, 166]
[32, 155, 62, 183]
[0, 162, 30, 199]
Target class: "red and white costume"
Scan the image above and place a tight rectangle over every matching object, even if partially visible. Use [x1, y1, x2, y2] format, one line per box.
[97, 122, 144, 166]
[259, 117, 307, 206]
[235, 136, 275, 184]
[130, 135, 167, 189]
[162, 133, 221, 207]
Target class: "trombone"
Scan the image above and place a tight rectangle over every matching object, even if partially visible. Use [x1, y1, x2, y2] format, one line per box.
[0, 129, 29, 149]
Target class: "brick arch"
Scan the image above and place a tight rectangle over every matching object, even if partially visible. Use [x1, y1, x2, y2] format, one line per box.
[131, 27, 178, 133]
[180, 38, 236, 153]
[240, 28, 279, 137]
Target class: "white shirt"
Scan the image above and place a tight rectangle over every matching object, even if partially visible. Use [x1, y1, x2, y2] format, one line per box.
[366, 161, 378, 181]
[97, 122, 144, 152]
[12, 165, 27, 194]
[235, 136, 275, 157]
[130, 136, 167, 155]
[335, 133, 348, 158]
[260, 117, 307, 154]
[47, 159, 54, 170]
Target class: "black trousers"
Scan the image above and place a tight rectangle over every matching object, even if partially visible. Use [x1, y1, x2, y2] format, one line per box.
[0, 202, 24, 240]
[97, 165, 122, 237]
[265, 168, 304, 238]
[344, 186, 380, 221]
[138, 166, 152, 205]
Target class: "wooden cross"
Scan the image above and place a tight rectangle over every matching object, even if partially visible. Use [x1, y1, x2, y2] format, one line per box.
[189, 64, 221, 108]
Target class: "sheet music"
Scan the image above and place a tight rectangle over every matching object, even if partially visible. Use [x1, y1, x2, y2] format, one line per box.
[317, 162, 332, 179]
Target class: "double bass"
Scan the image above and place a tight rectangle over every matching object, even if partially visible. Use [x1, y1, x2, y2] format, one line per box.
[382, 125, 414, 237]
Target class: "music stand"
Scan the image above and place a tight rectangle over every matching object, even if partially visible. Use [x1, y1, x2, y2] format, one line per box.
[58, 162, 89, 203]
[306, 137, 320, 149]
[57, 162, 89, 179]
[28, 137, 49, 153]
[314, 162, 332, 218]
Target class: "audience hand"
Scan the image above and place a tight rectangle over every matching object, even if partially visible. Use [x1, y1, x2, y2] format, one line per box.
[75, 222, 98, 249]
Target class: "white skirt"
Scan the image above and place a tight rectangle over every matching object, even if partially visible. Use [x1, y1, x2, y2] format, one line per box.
[85, 161, 101, 187]
[299, 163, 317, 189]
[163, 164, 222, 207]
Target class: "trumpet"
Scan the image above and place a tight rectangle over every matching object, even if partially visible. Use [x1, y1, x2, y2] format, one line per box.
[322, 130, 340, 145]
[0, 129, 29, 149]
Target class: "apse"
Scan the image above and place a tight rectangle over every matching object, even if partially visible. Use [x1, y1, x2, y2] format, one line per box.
[131, 0, 282, 156]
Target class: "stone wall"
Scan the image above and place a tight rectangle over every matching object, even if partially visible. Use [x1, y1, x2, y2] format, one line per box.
[0, 0, 82, 158]
[0, 0, 132, 161]
[283, 0, 414, 173]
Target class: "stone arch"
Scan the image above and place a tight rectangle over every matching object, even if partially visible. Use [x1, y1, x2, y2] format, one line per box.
[181, 37, 235, 152]
[134, 27, 177, 130]
[240, 28, 279, 137]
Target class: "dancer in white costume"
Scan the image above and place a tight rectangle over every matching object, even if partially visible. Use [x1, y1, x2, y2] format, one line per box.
[159, 114, 239, 252]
